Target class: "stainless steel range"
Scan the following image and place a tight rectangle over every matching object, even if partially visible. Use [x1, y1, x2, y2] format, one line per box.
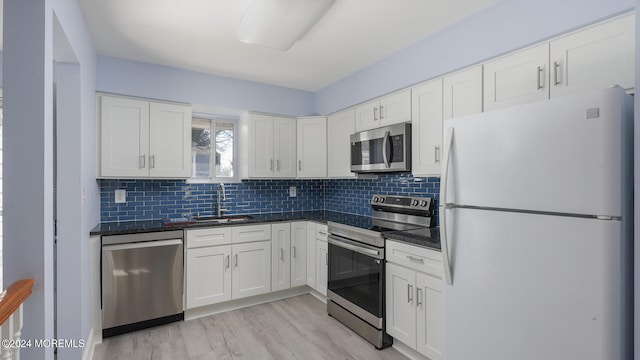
[327, 194, 434, 349]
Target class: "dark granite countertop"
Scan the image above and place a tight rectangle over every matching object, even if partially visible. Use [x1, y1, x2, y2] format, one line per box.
[383, 227, 441, 251]
[91, 210, 341, 236]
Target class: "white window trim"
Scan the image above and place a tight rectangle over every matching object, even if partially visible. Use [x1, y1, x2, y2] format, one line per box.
[187, 115, 241, 184]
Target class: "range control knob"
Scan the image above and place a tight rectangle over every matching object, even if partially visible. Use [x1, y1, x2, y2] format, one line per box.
[420, 200, 428, 207]
[411, 199, 419, 206]
[373, 197, 379, 203]
[379, 197, 385, 203]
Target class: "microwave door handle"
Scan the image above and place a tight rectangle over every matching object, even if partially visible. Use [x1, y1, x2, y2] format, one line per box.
[382, 131, 391, 168]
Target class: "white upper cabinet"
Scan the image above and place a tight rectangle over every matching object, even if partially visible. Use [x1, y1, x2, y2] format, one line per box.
[327, 108, 356, 178]
[98, 95, 191, 178]
[443, 65, 483, 120]
[245, 113, 297, 178]
[485, 13, 634, 111]
[550, 13, 635, 98]
[483, 44, 550, 111]
[355, 89, 411, 131]
[297, 117, 327, 178]
[411, 78, 443, 177]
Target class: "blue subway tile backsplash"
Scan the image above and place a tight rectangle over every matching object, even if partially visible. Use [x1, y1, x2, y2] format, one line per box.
[99, 173, 440, 223]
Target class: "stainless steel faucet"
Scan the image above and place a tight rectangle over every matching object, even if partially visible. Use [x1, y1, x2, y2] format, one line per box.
[217, 183, 228, 217]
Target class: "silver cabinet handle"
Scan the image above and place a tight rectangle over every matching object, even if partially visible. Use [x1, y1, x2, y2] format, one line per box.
[293, 246, 296, 258]
[226, 254, 230, 269]
[270, 159, 274, 171]
[537, 66, 544, 90]
[373, 107, 379, 121]
[435, 146, 440, 163]
[407, 255, 425, 263]
[553, 61, 560, 86]
[298, 160, 302, 171]
[234, 254, 238, 267]
[380, 105, 385, 119]
[407, 284, 413, 303]
[318, 231, 327, 235]
[276, 159, 280, 171]
[150, 155, 155, 169]
[440, 127, 455, 286]
[417, 287, 422, 307]
[139, 154, 146, 169]
[280, 248, 284, 261]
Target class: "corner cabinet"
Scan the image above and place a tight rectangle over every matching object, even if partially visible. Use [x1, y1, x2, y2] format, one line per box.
[355, 89, 411, 131]
[98, 94, 191, 178]
[386, 240, 443, 360]
[411, 79, 443, 177]
[243, 113, 297, 178]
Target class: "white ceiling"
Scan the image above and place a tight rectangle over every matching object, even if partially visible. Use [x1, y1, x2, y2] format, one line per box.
[78, 0, 498, 92]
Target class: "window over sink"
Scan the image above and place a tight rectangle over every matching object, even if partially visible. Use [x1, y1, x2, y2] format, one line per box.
[190, 117, 238, 183]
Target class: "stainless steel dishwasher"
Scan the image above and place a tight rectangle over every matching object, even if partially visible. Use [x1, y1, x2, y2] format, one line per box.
[102, 230, 184, 337]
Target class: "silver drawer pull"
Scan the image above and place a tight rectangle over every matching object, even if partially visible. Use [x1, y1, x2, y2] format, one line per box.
[407, 255, 425, 263]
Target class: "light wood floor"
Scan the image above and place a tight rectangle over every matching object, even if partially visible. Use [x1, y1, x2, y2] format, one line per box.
[93, 294, 409, 360]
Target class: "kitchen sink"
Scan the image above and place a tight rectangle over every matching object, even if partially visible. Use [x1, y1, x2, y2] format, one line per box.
[193, 215, 253, 223]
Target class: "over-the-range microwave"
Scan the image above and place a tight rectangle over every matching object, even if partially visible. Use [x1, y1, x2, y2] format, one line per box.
[350, 122, 411, 173]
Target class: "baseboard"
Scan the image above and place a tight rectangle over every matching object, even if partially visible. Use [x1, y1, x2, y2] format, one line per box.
[308, 289, 327, 303]
[82, 327, 101, 360]
[185, 286, 312, 321]
[392, 340, 430, 360]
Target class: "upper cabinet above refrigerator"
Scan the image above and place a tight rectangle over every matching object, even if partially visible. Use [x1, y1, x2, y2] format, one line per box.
[484, 13, 634, 111]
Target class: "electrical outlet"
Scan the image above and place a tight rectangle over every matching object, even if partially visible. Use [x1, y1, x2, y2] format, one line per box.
[115, 189, 126, 204]
[289, 186, 297, 197]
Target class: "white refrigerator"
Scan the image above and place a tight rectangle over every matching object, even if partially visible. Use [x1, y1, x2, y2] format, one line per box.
[439, 86, 633, 360]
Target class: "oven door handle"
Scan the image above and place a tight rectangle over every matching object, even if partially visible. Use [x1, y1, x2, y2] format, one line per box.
[328, 235, 384, 260]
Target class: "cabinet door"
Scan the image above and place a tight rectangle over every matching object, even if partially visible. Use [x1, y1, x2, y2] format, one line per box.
[273, 116, 297, 178]
[484, 44, 549, 111]
[411, 79, 443, 177]
[297, 117, 327, 178]
[316, 240, 328, 296]
[100, 96, 149, 177]
[271, 223, 291, 292]
[386, 263, 417, 348]
[355, 99, 379, 131]
[186, 245, 232, 308]
[291, 222, 307, 287]
[416, 272, 444, 360]
[232, 241, 271, 299]
[248, 113, 275, 178]
[148, 102, 192, 178]
[306, 222, 317, 288]
[380, 89, 412, 126]
[443, 66, 483, 120]
[327, 109, 356, 178]
[550, 14, 635, 98]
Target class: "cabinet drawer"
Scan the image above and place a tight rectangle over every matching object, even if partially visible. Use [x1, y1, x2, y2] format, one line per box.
[315, 224, 328, 241]
[232, 224, 272, 243]
[186, 227, 232, 248]
[386, 240, 442, 278]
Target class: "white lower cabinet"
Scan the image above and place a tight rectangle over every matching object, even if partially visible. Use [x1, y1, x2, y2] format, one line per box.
[316, 232, 328, 296]
[185, 225, 272, 309]
[232, 241, 272, 299]
[272, 223, 292, 292]
[305, 222, 328, 295]
[291, 222, 308, 287]
[386, 240, 443, 360]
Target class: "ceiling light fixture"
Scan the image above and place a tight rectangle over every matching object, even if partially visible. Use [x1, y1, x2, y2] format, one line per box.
[236, 0, 335, 51]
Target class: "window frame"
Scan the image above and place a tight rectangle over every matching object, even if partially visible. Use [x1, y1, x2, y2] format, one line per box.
[187, 115, 240, 184]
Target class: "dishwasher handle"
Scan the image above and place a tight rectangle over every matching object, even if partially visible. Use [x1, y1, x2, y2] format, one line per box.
[102, 239, 183, 252]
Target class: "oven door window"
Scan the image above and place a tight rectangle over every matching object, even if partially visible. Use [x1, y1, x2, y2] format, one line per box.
[328, 243, 383, 318]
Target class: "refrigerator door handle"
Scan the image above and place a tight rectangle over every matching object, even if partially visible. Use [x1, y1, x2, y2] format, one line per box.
[440, 127, 454, 286]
